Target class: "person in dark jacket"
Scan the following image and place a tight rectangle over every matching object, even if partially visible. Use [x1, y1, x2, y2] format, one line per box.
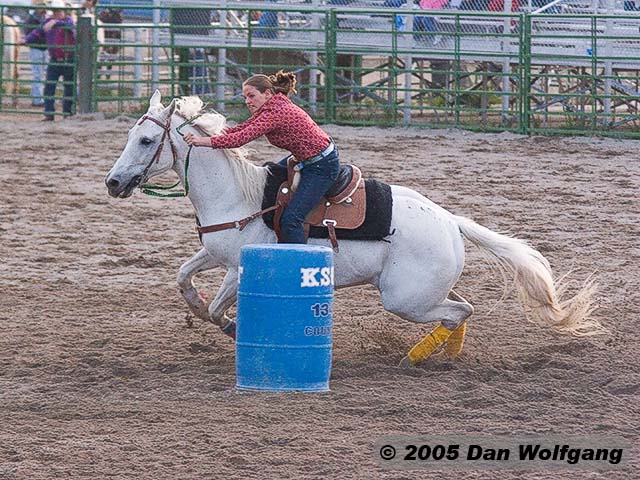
[25, 0, 75, 121]
[25, 0, 49, 106]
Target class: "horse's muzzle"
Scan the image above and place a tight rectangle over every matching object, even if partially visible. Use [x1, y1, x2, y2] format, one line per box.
[105, 173, 143, 198]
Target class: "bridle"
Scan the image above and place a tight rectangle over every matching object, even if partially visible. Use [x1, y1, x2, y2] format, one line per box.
[137, 114, 178, 175]
[135, 110, 280, 234]
[136, 112, 196, 198]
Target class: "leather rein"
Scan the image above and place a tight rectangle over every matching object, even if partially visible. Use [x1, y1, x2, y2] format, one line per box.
[137, 112, 280, 234]
[136, 114, 190, 197]
[137, 114, 178, 178]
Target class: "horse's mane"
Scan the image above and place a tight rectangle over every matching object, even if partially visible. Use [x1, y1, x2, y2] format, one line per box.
[173, 96, 267, 206]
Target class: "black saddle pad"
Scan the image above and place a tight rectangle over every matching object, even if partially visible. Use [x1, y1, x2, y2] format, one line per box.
[261, 162, 393, 241]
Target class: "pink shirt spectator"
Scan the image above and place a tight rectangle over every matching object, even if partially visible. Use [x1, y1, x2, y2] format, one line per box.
[420, 0, 448, 9]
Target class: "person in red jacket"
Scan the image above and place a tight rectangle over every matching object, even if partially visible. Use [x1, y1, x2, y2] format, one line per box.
[184, 71, 340, 244]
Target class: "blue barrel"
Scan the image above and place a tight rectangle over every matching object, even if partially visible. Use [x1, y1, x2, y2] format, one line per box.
[236, 244, 334, 392]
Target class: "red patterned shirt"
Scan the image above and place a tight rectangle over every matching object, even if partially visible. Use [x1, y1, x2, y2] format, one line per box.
[210, 93, 330, 160]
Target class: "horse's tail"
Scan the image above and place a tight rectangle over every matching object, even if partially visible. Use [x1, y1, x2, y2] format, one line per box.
[454, 215, 606, 336]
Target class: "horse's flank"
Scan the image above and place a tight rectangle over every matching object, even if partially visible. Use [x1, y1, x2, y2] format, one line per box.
[174, 96, 267, 207]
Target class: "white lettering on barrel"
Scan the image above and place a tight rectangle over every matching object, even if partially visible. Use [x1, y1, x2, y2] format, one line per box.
[301, 268, 321, 287]
[304, 326, 332, 336]
[320, 267, 334, 286]
[300, 267, 334, 288]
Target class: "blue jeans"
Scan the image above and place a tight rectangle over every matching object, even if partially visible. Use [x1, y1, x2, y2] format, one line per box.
[29, 48, 48, 105]
[278, 149, 340, 244]
[44, 60, 75, 119]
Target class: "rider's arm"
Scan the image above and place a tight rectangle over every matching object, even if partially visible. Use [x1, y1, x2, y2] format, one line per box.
[209, 108, 278, 149]
[221, 122, 248, 135]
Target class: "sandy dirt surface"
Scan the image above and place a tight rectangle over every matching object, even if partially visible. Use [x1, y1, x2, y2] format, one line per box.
[1, 114, 639, 479]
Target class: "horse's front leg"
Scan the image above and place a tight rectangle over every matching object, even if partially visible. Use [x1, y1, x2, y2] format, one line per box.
[209, 269, 239, 340]
[177, 248, 219, 321]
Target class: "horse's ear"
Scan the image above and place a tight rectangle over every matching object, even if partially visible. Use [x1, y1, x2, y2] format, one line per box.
[149, 89, 162, 109]
[162, 98, 177, 119]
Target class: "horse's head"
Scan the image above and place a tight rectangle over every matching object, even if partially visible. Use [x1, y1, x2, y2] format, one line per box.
[105, 90, 179, 198]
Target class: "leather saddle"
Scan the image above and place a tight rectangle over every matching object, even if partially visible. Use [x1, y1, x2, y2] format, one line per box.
[273, 156, 366, 251]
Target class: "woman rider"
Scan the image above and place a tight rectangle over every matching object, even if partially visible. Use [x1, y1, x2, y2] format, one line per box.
[183, 70, 340, 244]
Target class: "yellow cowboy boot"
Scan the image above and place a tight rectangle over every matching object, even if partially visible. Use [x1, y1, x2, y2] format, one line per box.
[401, 324, 453, 367]
[443, 322, 467, 358]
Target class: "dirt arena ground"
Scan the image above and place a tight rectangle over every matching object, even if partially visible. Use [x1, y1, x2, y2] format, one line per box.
[1, 114, 638, 479]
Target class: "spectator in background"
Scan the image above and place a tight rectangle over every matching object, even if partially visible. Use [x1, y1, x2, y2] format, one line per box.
[488, 0, 522, 12]
[383, 0, 447, 44]
[416, 0, 448, 44]
[623, 0, 639, 11]
[81, 0, 97, 15]
[25, 0, 75, 121]
[459, 0, 491, 9]
[253, 0, 279, 39]
[25, 0, 49, 107]
[97, 7, 123, 80]
[172, 8, 212, 95]
[98, 7, 123, 56]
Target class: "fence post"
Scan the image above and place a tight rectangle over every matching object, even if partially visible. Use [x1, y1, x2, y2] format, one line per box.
[325, 10, 337, 124]
[216, 3, 227, 113]
[402, 1, 413, 125]
[152, 0, 161, 89]
[0, 13, 5, 109]
[519, 14, 531, 135]
[77, 15, 94, 114]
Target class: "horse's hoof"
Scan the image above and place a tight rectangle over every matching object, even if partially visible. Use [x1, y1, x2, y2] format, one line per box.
[398, 355, 416, 369]
[220, 319, 236, 341]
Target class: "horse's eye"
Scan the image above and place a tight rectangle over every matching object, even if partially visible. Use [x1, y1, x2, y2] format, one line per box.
[140, 137, 154, 146]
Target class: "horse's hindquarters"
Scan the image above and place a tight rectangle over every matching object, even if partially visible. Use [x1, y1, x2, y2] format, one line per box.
[376, 189, 466, 318]
[329, 187, 465, 300]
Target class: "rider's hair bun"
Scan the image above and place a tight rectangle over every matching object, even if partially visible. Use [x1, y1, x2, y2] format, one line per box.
[243, 70, 298, 97]
[269, 70, 297, 96]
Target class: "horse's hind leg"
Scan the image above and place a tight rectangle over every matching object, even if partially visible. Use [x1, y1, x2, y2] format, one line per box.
[397, 297, 473, 367]
[177, 248, 219, 321]
[443, 290, 469, 358]
[381, 284, 473, 366]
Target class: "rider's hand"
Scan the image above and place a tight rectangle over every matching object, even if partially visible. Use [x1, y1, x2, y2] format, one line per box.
[183, 133, 209, 147]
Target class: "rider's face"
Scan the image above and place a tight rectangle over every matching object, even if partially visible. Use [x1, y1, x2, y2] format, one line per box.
[243, 85, 273, 114]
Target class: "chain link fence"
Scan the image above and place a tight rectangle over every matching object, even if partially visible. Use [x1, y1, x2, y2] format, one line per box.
[1, 2, 639, 136]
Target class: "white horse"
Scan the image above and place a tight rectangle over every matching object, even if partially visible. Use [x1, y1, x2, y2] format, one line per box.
[105, 91, 606, 365]
[1, 15, 20, 108]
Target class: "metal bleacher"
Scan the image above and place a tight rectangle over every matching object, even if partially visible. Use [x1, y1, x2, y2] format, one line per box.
[80, 0, 640, 130]
[153, 0, 640, 69]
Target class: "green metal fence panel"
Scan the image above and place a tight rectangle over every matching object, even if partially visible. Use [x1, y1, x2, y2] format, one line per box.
[1, 3, 640, 138]
[1, 5, 79, 118]
[525, 13, 640, 137]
